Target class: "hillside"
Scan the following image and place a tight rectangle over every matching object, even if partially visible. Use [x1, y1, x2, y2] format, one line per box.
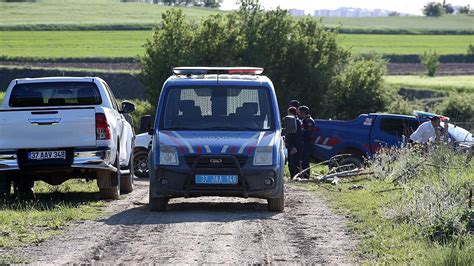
[1, 0, 473, 34]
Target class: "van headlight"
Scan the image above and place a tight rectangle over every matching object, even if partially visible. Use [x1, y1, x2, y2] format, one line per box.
[159, 145, 179, 166]
[253, 146, 273, 166]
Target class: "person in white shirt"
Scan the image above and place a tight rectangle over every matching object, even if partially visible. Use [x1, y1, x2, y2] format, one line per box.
[410, 116, 441, 144]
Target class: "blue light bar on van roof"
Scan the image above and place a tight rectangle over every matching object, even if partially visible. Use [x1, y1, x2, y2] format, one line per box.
[173, 67, 264, 75]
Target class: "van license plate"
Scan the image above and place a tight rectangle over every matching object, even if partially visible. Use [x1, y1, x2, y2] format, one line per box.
[195, 175, 238, 185]
[28, 150, 66, 160]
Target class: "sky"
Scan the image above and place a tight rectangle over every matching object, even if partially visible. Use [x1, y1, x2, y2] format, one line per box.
[220, 0, 473, 15]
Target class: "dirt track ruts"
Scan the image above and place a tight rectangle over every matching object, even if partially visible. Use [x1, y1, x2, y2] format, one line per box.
[10, 179, 356, 264]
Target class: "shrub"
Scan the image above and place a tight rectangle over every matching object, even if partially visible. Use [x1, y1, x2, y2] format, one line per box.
[370, 146, 473, 243]
[420, 50, 440, 77]
[0, 92, 4, 104]
[439, 93, 474, 123]
[468, 44, 474, 55]
[323, 54, 389, 119]
[423, 2, 446, 17]
[140, 1, 388, 119]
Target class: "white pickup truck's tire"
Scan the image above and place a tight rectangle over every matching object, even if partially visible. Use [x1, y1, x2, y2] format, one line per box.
[133, 150, 149, 178]
[99, 152, 121, 200]
[99, 186, 120, 200]
[120, 152, 134, 194]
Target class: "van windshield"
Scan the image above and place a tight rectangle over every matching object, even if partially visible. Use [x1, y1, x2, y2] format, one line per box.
[161, 86, 274, 131]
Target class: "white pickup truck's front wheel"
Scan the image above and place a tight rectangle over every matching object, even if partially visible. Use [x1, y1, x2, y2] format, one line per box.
[120, 152, 134, 194]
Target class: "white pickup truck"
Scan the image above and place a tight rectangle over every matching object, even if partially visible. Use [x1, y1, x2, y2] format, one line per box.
[0, 77, 136, 199]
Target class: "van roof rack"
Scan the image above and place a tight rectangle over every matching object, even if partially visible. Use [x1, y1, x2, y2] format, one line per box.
[173, 67, 264, 75]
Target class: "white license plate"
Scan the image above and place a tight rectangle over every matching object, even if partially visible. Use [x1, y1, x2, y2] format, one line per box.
[195, 175, 238, 185]
[28, 150, 66, 160]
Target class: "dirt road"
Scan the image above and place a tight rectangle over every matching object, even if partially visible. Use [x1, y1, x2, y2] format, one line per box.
[12, 179, 356, 264]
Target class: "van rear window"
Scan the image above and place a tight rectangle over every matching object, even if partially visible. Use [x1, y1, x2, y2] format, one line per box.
[9, 82, 102, 107]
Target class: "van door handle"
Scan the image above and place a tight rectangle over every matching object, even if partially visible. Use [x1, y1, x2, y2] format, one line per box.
[29, 118, 61, 126]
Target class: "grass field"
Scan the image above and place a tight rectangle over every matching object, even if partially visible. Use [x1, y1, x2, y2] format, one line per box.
[1, 31, 472, 59]
[385, 75, 474, 93]
[1, 0, 473, 34]
[0, 180, 105, 251]
[307, 147, 473, 264]
[0, 0, 218, 29]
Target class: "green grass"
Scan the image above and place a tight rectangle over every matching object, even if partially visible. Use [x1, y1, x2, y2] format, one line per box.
[303, 148, 474, 263]
[0, 30, 152, 58]
[315, 15, 474, 34]
[0, 91, 4, 104]
[1, 0, 473, 34]
[0, 180, 105, 252]
[0, 0, 219, 29]
[385, 75, 474, 93]
[1, 30, 472, 59]
[342, 34, 474, 55]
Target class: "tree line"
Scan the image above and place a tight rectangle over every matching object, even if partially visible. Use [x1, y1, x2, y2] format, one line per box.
[121, 0, 221, 8]
[139, 0, 399, 120]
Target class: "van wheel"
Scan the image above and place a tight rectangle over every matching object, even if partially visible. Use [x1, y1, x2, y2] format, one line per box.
[0, 173, 11, 198]
[268, 196, 285, 212]
[149, 195, 168, 211]
[120, 153, 134, 194]
[338, 155, 364, 172]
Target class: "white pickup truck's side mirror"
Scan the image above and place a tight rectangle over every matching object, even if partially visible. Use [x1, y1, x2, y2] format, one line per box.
[121, 101, 136, 114]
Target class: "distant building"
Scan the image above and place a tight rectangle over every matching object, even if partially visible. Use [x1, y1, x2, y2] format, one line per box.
[289, 9, 305, 16]
[313, 7, 410, 17]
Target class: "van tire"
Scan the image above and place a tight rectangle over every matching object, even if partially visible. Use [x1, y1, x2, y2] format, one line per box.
[120, 153, 134, 194]
[149, 196, 167, 211]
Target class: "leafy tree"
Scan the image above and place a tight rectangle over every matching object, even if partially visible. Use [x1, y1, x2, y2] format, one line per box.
[420, 50, 440, 77]
[423, 2, 445, 17]
[323, 54, 389, 119]
[140, 0, 388, 119]
[140, 9, 195, 104]
[459, 5, 471, 14]
[468, 44, 474, 55]
[440, 93, 474, 123]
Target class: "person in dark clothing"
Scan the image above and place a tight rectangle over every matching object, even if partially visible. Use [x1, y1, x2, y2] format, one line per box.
[284, 107, 303, 179]
[288, 100, 300, 118]
[298, 105, 315, 179]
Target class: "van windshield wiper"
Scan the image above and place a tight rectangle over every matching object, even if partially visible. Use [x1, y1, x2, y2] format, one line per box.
[164, 127, 197, 130]
[205, 126, 261, 131]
